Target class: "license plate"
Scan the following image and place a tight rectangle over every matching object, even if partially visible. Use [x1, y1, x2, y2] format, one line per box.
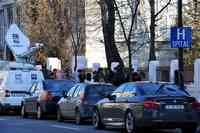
[165, 105, 184, 110]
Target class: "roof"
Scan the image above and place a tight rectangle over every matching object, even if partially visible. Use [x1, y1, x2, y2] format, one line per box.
[77, 82, 113, 86]
[125, 81, 175, 85]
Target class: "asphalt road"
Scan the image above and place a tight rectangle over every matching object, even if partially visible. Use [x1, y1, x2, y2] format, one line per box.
[0, 116, 184, 133]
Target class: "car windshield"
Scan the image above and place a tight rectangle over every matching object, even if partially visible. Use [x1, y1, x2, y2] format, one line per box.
[43, 80, 75, 92]
[87, 85, 116, 98]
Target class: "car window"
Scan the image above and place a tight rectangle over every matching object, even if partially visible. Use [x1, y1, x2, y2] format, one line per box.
[34, 82, 43, 96]
[112, 84, 126, 98]
[122, 84, 137, 97]
[73, 86, 81, 97]
[29, 82, 37, 93]
[67, 86, 77, 97]
[87, 85, 115, 98]
[158, 85, 189, 96]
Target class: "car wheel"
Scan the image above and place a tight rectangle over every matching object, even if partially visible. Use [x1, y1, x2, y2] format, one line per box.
[57, 108, 64, 122]
[75, 110, 83, 125]
[37, 106, 44, 120]
[125, 111, 137, 133]
[0, 104, 4, 115]
[181, 126, 197, 133]
[92, 109, 105, 129]
[21, 105, 28, 118]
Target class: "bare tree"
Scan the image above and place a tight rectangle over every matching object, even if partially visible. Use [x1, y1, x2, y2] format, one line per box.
[65, 0, 86, 72]
[148, 0, 171, 61]
[98, 0, 124, 70]
[113, 0, 140, 79]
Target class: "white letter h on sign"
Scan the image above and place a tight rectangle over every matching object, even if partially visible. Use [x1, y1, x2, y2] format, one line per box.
[177, 28, 186, 40]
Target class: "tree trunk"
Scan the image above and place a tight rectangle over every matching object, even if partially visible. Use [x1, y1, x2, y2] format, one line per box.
[149, 0, 156, 61]
[99, 0, 124, 69]
[74, 48, 78, 72]
[127, 40, 132, 81]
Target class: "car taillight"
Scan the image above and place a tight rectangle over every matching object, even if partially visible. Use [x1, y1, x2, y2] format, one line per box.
[41, 91, 53, 101]
[144, 100, 159, 109]
[192, 101, 200, 110]
[5, 90, 11, 97]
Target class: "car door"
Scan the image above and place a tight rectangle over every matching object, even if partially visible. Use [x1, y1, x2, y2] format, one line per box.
[115, 84, 137, 122]
[26, 81, 43, 113]
[69, 85, 84, 118]
[61, 85, 77, 117]
[101, 84, 126, 124]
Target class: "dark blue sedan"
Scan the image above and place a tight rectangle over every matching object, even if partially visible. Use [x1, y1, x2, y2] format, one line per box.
[93, 82, 200, 133]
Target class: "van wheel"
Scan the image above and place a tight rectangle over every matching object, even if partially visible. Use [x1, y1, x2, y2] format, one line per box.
[57, 108, 64, 122]
[21, 105, 28, 118]
[75, 110, 83, 125]
[37, 106, 44, 120]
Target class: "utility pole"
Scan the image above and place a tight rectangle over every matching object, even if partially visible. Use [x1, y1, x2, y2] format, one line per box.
[178, 0, 184, 88]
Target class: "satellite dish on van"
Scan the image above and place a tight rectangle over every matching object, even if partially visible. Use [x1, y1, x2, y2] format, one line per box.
[5, 24, 30, 56]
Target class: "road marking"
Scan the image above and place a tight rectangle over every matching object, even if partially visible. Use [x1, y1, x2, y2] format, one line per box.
[51, 125, 81, 131]
[0, 118, 5, 121]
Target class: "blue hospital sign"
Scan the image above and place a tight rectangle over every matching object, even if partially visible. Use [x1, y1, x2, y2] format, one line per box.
[170, 27, 192, 48]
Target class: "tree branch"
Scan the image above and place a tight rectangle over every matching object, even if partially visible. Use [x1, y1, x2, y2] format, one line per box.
[154, 0, 171, 18]
[113, 0, 128, 41]
[128, 0, 140, 40]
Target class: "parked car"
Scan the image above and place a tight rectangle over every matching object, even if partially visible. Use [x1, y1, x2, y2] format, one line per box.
[92, 82, 200, 133]
[21, 79, 75, 119]
[57, 83, 116, 124]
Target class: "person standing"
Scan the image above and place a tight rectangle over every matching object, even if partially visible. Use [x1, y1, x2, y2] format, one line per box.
[132, 72, 141, 82]
[84, 73, 93, 83]
[78, 69, 86, 83]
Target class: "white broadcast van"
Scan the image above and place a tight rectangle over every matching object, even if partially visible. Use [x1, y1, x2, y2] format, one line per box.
[0, 61, 44, 112]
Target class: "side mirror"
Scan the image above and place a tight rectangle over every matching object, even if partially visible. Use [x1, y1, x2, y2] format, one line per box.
[107, 94, 116, 101]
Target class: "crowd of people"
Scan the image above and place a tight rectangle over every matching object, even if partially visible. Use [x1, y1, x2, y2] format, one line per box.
[41, 64, 143, 87]
[76, 65, 142, 86]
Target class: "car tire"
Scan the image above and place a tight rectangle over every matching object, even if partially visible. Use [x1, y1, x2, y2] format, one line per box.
[0, 104, 4, 115]
[37, 106, 44, 120]
[75, 110, 83, 125]
[57, 108, 64, 122]
[125, 111, 137, 133]
[181, 126, 197, 133]
[92, 109, 105, 129]
[21, 105, 28, 118]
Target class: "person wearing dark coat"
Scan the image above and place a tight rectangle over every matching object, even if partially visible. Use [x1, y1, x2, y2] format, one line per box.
[77, 69, 85, 83]
[132, 72, 141, 82]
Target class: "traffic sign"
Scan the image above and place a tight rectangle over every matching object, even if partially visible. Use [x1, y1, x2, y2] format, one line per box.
[170, 27, 192, 48]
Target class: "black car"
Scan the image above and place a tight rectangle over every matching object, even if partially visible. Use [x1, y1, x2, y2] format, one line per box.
[92, 82, 200, 133]
[21, 80, 75, 119]
[57, 83, 116, 124]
